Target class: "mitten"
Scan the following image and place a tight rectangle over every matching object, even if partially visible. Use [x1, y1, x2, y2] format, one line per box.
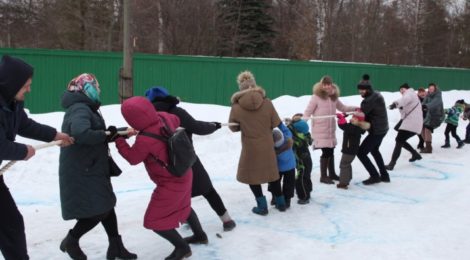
[389, 103, 397, 110]
[105, 126, 118, 143]
[212, 122, 222, 129]
[336, 113, 347, 125]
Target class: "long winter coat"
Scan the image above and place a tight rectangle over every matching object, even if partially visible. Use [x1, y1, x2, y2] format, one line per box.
[59, 91, 116, 220]
[115, 97, 192, 231]
[360, 90, 389, 135]
[422, 89, 444, 130]
[152, 99, 218, 197]
[393, 88, 423, 134]
[228, 87, 281, 185]
[303, 83, 356, 148]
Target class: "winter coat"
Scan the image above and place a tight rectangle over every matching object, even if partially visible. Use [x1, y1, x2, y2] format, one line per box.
[444, 105, 464, 126]
[303, 83, 356, 148]
[59, 91, 116, 220]
[116, 97, 192, 231]
[275, 136, 296, 172]
[152, 99, 218, 197]
[392, 88, 423, 134]
[422, 89, 444, 129]
[338, 123, 365, 155]
[287, 124, 312, 171]
[0, 95, 57, 167]
[228, 86, 281, 185]
[360, 90, 389, 135]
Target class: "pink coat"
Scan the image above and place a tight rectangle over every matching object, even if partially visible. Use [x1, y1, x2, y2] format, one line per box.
[303, 83, 357, 148]
[115, 96, 192, 231]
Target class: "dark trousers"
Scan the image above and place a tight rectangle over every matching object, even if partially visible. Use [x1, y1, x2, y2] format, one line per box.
[466, 122, 470, 141]
[70, 208, 119, 239]
[269, 169, 296, 200]
[295, 155, 313, 200]
[202, 187, 227, 217]
[250, 179, 281, 198]
[357, 133, 387, 178]
[0, 177, 29, 260]
[444, 123, 461, 142]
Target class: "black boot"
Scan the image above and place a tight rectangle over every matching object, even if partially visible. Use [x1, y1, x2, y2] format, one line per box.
[403, 142, 422, 162]
[457, 139, 465, 148]
[155, 229, 192, 260]
[327, 156, 340, 181]
[106, 235, 137, 260]
[60, 230, 87, 260]
[184, 209, 208, 244]
[385, 143, 401, 171]
[320, 158, 333, 184]
[441, 139, 450, 148]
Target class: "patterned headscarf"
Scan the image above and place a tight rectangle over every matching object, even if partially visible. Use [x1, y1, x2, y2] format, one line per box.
[67, 73, 101, 102]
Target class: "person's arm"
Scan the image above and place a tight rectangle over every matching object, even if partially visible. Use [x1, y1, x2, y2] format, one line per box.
[68, 105, 107, 145]
[0, 126, 29, 161]
[174, 107, 218, 135]
[303, 95, 317, 120]
[336, 99, 358, 113]
[17, 105, 57, 142]
[115, 136, 152, 165]
[228, 106, 240, 132]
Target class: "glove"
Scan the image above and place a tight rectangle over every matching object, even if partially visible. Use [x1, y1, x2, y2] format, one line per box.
[389, 103, 397, 110]
[212, 122, 222, 129]
[336, 113, 347, 125]
[105, 126, 118, 143]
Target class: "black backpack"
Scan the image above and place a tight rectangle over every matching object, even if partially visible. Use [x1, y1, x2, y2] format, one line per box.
[140, 117, 197, 177]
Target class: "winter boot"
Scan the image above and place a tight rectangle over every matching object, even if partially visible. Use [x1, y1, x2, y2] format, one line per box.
[327, 156, 340, 181]
[275, 195, 287, 212]
[252, 196, 268, 216]
[297, 198, 310, 205]
[184, 209, 208, 244]
[441, 139, 450, 148]
[464, 138, 470, 144]
[362, 176, 381, 185]
[285, 198, 291, 209]
[421, 142, 432, 153]
[403, 142, 422, 162]
[219, 211, 236, 232]
[336, 183, 348, 190]
[380, 172, 391, 183]
[155, 229, 192, 260]
[385, 143, 401, 171]
[457, 139, 465, 149]
[106, 235, 137, 260]
[60, 230, 87, 260]
[320, 158, 334, 184]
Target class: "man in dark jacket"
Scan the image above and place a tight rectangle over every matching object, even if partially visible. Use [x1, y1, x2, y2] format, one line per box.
[356, 75, 390, 185]
[145, 86, 236, 233]
[0, 55, 73, 260]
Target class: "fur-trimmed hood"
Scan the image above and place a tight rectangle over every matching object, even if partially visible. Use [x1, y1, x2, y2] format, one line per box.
[313, 82, 339, 101]
[230, 86, 266, 111]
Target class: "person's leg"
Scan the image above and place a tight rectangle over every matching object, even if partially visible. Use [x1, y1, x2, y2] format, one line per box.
[324, 148, 339, 181]
[155, 229, 191, 260]
[370, 133, 389, 182]
[357, 134, 381, 183]
[268, 178, 286, 212]
[184, 208, 208, 244]
[281, 169, 296, 208]
[338, 153, 355, 188]
[202, 187, 235, 231]
[0, 178, 29, 260]
[320, 148, 334, 184]
[449, 124, 465, 148]
[442, 124, 451, 148]
[101, 209, 137, 259]
[417, 132, 424, 149]
[295, 155, 312, 204]
[249, 185, 268, 215]
[465, 122, 470, 143]
[422, 127, 433, 153]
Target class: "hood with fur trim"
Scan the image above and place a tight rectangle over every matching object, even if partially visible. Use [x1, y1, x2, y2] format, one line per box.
[230, 86, 266, 111]
[313, 82, 339, 101]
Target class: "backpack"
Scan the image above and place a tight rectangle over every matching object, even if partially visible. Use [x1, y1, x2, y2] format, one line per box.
[140, 117, 197, 177]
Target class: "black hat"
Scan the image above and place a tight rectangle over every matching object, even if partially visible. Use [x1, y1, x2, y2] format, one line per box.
[399, 83, 410, 90]
[357, 74, 372, 90]
[0, 55, 34, 103]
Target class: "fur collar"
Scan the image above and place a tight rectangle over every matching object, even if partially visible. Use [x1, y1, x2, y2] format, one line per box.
[231, 86, 266, 104]
[313, 82, 339, 101]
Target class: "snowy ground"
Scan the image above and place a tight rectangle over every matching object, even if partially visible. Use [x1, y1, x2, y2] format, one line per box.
[3, 90, 470, 260]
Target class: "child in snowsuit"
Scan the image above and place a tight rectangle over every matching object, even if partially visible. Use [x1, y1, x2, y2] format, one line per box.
[287, 114, 313, 204]
[114, 96, 208, 260]
[336, 111, 370, 189]
[441, 99, 466, 149]
[269, 128, 296, 209]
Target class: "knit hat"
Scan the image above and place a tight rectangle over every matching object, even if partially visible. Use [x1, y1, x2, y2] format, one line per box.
[399, 83, 410, 90]
[292, 119, 309, 134]
[0, 55, 34, 103]
[145, 86, 169, 102]
[321, 75, 333, 85]
[357, 74, 372, 90]
[272, 128, 284, 148]
[67, 73, 101, 103]
[237, 71, 256, 90]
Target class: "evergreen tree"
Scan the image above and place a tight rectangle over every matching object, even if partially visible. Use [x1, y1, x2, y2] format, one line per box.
[216, 0, 276, 57]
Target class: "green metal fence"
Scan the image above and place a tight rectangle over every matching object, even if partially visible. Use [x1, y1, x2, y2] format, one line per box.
[1, 48, 469, 113]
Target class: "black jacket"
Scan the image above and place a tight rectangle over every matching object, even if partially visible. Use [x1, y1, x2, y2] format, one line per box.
[338, 123, 365, 155]
[360, 90, 389, 135]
